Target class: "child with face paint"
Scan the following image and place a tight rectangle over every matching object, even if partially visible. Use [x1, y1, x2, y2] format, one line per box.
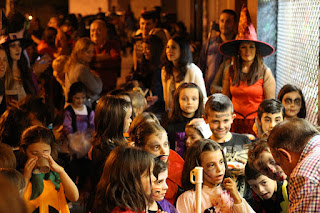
[277, 84, 306, 119]
[203, 94, 252, 199]
[134, 121, 184, 205]
[148, 158, 178, 213]
[177, 139, 254, 213]
[248, 140, 287, 181]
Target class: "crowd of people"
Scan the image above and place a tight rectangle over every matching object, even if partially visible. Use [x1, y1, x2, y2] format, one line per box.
[0, 3, 319, 213]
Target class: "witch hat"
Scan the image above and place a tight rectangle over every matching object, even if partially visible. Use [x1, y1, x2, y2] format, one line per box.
[219, 5, 274, 57]
[0, 11, 32, 48]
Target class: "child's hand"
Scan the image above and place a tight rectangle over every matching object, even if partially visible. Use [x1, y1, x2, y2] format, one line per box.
[24, 156, 38, 181]
[42, 154, 64, 174]
[223, 177, 242, 204]
[230, 165, 245, 176]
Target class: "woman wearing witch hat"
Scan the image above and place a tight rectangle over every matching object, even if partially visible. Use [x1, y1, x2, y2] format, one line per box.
[220, 5, 276, 136]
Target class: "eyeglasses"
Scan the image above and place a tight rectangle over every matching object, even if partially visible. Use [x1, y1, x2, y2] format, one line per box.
[284, 98, 302, 106]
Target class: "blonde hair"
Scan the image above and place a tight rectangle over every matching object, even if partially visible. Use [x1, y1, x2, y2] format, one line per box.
[64, 37, 94, 74]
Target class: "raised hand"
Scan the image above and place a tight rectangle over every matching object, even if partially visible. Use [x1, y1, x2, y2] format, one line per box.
[223, 177, 242, 204]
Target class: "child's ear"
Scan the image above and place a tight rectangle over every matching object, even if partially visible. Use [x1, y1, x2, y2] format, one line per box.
[277, 148, 292, 163]
[232, 113, 236, 120]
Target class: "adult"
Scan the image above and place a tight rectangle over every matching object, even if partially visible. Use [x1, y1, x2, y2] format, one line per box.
[0, 46, 8, 114]
[134, 35, 164, 111]
[162, 35, 207, 114]
[198, 9, 237, 95]
[133, 11, 156, 72]
[268, 118, 320, 212]
[90, 19, 121, 93]
[64, 37, 102, 107]
[47, 16, 70, 56]
[2, 35, 38, 101]
[220, 5, 276, 136]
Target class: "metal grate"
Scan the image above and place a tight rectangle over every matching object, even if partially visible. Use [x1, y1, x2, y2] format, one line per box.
[276, 0, 320, 124]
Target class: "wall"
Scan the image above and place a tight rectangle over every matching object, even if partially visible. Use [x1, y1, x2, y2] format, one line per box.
[69, 0, 109, 16]
[177, 0, 191, 33]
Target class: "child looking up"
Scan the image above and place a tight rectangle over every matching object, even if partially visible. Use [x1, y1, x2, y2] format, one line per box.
[245, 164, 289, 213]
[149, 158, 178, 213]
[165, 82, 204, 156]
[203, 93, 252, 199]
[20, 125, 79, 213]
[255, 99, 285, 139]
[177, 139, 254, 212]
[277, 84, 306, 119]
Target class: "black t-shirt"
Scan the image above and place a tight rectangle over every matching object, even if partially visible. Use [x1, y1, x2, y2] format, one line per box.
[218, 133, 252, 200]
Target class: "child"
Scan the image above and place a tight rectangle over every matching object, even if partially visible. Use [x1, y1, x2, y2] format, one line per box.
[93, 146, 156, 212]
[248, 140, 287, 181]
[128, 112, 160, 143]
[245, 164, 289, 213]
[203, 93, 251, 199]
[63, 82, 95, 152]
[165, 82, 204, 156]
[149, 158, 178, 213]
[162, 35, 207, 113]
[0, 168, 26, 196]
[255, 99, 285, 139]
[177, 139, 254, 212]
[134, 121, 184, 205]
[20, 125, 79, 213]
[185, 118, 212, 149]
[88, 95, 132, 212]
[277, 84, 306, 119]
[63, 82, 94, 189]
[0, 175, 27, 213]
[0, 143, 17, 168]
[129, 88, 147, 117]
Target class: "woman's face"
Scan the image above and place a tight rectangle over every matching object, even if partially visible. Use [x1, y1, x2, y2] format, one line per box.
[282, 91, 302, 118]
[144, 130, 170, 163]
[143, 42, 151, 60]
[9, 41, 22, 61]
[78, 44, 95, 63]
[123, 107, 133, 133]
[141, 163, 156, 197]
[0, 49, 8, 78]
[166, 39, 180, 63]
[200, 150, 226, 187]
[239, 41, 256, 62]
